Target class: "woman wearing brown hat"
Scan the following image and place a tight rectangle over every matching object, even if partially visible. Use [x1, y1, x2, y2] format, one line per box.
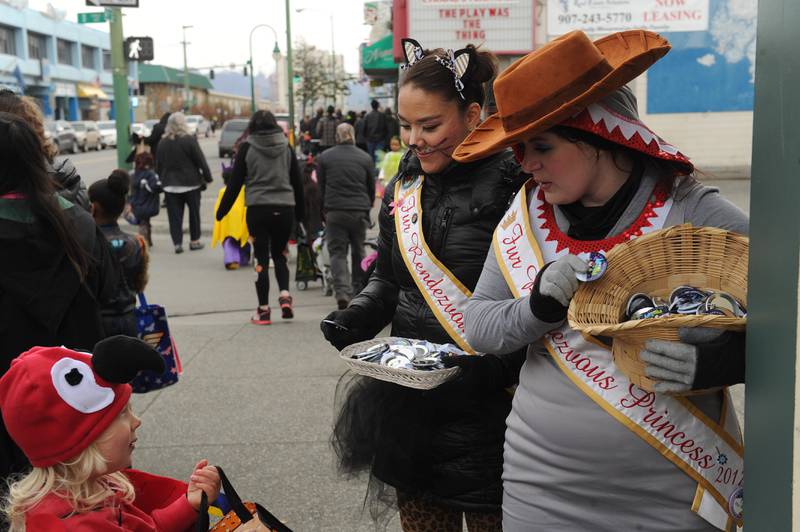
[458, 31, 747, 531]
[320, 39, 527, 530]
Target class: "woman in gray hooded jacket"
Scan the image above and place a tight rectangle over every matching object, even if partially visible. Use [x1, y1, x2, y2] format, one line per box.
[216, 110, 304, 325]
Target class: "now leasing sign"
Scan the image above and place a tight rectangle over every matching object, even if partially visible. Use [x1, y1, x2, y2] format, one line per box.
[548, 0, 709, 35]
[407, 0, 535, 55]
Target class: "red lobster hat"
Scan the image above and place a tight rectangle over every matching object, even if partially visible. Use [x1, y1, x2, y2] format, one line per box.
[0, 336, 163, 467]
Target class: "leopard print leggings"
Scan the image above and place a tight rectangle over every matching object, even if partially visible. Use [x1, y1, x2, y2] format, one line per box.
[397, 492, 503, 532]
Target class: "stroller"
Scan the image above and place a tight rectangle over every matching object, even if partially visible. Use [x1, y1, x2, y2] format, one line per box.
[312, 231, 334, 296]
[295, 225, 323, 291]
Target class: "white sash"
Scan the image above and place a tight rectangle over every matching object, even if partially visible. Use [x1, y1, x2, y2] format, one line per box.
[492, 181, 743, 531]
[394, 176, 476, 354]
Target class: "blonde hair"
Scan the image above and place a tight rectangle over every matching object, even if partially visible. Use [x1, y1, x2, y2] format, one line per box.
[165, 112, 190, 139]
[2, 415, 135, 530]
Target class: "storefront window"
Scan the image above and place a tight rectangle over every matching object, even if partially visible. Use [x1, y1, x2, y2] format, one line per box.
[0, 25, 17, 56]
[57, 38, 74, 65]
[103, 50, 111, 71]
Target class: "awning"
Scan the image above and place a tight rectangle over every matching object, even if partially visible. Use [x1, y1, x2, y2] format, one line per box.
[77, 83, 109, 99]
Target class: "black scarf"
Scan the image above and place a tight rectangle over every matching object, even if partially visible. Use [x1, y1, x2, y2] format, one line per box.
[560, 162, 644, 241]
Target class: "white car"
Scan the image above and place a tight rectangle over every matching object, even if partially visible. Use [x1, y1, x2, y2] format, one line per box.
[97, 120, 117, 148]
[186, 115, 210, 137]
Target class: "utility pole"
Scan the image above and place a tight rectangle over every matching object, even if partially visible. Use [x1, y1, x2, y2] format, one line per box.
[108, 8, 130, 169]
[330, 13, 336, 108]
[181, 25, 192, 112]
[285, 0, 295, 146]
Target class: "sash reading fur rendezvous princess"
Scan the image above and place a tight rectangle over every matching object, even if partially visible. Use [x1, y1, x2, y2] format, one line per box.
[393, 175, 477, 354]
[492, 180, 743, 531]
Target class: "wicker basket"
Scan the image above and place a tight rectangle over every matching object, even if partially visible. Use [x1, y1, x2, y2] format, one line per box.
[339, 337, 461, 390]
[567, 225, 748, 393]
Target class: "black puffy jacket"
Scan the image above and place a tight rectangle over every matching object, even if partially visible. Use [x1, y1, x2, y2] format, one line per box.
[347, 150, 527, 511]
[50, 158, 90, 211]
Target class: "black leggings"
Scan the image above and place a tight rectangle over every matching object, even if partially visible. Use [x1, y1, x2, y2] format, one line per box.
[246, 205, 294, 306]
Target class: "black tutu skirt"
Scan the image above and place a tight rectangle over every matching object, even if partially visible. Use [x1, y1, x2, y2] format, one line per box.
[331, 371, 512, 525]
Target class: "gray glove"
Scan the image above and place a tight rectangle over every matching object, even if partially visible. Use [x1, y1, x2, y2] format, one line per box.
[539, 254, 588, 307]
[641, 327, 736, 393]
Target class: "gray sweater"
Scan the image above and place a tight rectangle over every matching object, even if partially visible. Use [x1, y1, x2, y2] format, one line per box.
[463, 171, 748, 531]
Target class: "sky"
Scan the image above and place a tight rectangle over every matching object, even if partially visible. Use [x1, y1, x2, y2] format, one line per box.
[33, 0, 372, 77]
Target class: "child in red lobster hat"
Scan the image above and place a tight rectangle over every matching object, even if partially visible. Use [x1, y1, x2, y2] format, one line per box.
[0, 336, 220, 531]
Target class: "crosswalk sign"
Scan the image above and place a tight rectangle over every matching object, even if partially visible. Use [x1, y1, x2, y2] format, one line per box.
[124, 36, 153, 61]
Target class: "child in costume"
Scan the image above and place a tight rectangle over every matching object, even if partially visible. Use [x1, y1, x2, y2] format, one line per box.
[130, 152, 162, 248]
[0, 336, 221, 531]
[376, 136, 404, 199]
[89, 170, 148, 338]
[212, 163, 251, 270]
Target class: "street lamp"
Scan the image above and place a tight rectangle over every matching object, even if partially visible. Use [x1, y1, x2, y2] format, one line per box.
[181, 25, 193, 111]
[295, 7, 336, 107]
[249, 24, 281, 114]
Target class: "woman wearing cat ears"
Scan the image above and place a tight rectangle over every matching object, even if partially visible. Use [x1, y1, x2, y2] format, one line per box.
[321, 39, 526, 530]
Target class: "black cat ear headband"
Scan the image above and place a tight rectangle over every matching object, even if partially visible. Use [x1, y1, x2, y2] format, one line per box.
[400, 38, 472, 100]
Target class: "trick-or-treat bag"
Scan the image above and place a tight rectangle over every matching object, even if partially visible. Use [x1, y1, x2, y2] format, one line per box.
[132, 292, 182, 393]
[197, 467, 293, 532]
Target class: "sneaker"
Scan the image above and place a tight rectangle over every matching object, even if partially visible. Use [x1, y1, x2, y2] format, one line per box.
[225, 263, 239, 270]
[174, 245, 184, 254]
[279, 295, 294, 319]
[250, 307, 271, 325]
[189, 241, 205, 251]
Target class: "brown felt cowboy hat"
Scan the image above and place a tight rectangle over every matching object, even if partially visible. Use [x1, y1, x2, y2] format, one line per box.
[453, 30, 672, 162]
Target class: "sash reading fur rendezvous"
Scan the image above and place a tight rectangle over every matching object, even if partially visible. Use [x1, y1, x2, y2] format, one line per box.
[492, 180, 743, 531]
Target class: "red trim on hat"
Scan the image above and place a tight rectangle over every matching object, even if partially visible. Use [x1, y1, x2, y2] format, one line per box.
[560, 105, 694, 175]
[535, 182, 670, 255]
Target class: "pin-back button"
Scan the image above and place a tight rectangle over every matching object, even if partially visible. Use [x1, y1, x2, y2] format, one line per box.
[576, 251, 607, 282]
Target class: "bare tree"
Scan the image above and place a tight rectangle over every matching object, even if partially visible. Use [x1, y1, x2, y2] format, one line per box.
[293, 39, 354, 116]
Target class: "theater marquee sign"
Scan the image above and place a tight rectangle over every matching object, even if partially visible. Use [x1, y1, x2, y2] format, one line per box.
[406, 0, 535, 55]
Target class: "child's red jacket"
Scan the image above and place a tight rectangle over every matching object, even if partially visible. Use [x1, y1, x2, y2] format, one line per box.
[24, 469, 198, 531]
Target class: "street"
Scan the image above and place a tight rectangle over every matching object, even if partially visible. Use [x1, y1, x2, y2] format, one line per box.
[63, 138, 749, 530]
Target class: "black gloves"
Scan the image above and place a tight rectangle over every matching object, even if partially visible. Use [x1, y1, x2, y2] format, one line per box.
[320, 306, 373, 351]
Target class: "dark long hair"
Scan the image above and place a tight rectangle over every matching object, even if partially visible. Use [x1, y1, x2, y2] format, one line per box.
[248, 110, 279, 133]
[0, 112, 90, 280]
[399, 44, 497, 111]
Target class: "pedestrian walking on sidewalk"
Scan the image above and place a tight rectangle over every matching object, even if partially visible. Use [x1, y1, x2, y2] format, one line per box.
[0, 112, 121, 482]
[364, 99, 387, 163]
[320, 40, 526, 531]
[156, 112, 213, 254]
[315, 106, 339, 153]
[89, 169, 149, 338]
[129, 152, 161, 247]
[216, 110, 305, 325]
[315, 123, 375, 309]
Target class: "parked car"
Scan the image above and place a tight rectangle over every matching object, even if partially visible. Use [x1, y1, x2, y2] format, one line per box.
[131, 122, 151, 139]
[71, 120, 102, 151]
[186, 114, 210, 137]
[218, 119, 248, 158]
[44, 120, 79, 154]
[97, 120, 117, 148]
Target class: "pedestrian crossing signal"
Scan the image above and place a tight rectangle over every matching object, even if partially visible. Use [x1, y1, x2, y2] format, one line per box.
[124, 36, 154, 62]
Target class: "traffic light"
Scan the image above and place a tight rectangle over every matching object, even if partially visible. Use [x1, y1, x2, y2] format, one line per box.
[243, 65, 248, 77]
[209, 69, 215, 79]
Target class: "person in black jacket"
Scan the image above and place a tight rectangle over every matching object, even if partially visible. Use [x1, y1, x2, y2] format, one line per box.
[147, 112, 171, 162]
[320, 42, 527, 530]
[216, 110, 305, 325]
[316, 123, 375, 309]
[0, 112, 121, 482]
[156, 112, 213, 254]
[363, 99, 387, 162]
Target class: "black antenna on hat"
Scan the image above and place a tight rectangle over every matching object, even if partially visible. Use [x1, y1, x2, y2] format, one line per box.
[92, 336, 165, 383]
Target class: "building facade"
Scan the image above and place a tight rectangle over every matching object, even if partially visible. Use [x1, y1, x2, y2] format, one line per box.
[0, 1, 114, 120]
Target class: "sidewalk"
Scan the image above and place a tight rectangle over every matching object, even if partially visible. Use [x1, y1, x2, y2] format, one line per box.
[130, 229, 400, 531]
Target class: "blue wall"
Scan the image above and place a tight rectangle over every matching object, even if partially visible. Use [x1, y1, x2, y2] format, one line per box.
[647, 0, 757, 114]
